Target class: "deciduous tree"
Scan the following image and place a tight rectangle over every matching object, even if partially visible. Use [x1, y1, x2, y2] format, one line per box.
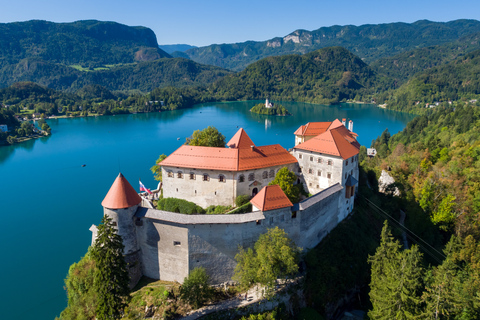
[185, 126, 226, 147]
[180, 267, 213, 309]
[234, 227, 300, 298]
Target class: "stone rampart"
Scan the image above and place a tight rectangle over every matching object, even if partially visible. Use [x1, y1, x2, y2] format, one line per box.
[133, 183, 345, 284]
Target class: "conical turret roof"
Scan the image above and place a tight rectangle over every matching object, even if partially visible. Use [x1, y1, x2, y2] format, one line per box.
[102, 173, 142, 209]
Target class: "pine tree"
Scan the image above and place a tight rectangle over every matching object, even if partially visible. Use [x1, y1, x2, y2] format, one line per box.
[91, 215, 130, 320]
[368, 221, 424, 320]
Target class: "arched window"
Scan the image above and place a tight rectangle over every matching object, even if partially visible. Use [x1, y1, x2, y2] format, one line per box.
[189, 173, 195, 180]
[308, 168, 313, 174]
[310, 156, 313, 162]
[219, 174, 225, 183]
[262, 171, 268, 179]
[167, 171, 173, 178]
[177, 171, 183, 179]
[203, 174, 209, 181]
[269, 170, 275, 178]
[248, 173, 255, 181]
[327, 160, 333, 165]
[318, 158, 323, 164]
[317, 170, 322, 176]
[239, 174, 245, 182]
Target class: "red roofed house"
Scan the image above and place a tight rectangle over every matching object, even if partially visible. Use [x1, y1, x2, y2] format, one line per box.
[292, 121, 360, 211]
[160, 128, 298, 208]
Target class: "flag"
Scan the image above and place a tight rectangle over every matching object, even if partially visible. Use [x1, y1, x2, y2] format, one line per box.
[139, 180, 152, 194]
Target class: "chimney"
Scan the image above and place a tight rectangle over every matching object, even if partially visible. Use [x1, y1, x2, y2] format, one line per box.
[342, 118, 346, 126]
[348, 120, 353, 132]
[251, 145, 255, 151]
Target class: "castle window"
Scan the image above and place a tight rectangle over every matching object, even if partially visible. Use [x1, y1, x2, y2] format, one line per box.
[298, 167, 302, 173]
[346, 159, 349, 166]
[219, 175, 225, 182]
[327, 160, 333, 165]
[189, 173, 195, 180]
[317, 170, 322, 176]
[310, 156, 313, 162]
[167, 171, 173, 178]
[298, 154, 302, 159]
[173, 241, 181, 246]
[270, 217, 274, 224]
[309, 182, 312, 186]
[318, 158, 323, 164]
[239, 174, 245, 182]
[248, 173, 255, 181]
[269, 170, 274, 178]
[291, 211, 297, 218]
[316, 184, 319, 188]
[308, 168, 313, 174]
[177, 172, 183, 179]
[327, 173, 332, 179]
[203, 174, 210, 181]
[262, 171, 268, 179]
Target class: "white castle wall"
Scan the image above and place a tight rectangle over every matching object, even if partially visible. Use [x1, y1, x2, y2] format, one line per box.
[161, 163, 298, 208]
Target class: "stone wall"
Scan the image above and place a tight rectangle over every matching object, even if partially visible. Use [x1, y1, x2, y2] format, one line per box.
[132, 183, 345, 284]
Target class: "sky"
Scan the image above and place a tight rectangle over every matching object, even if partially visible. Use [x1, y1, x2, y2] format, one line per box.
[0, 0, 479, 47]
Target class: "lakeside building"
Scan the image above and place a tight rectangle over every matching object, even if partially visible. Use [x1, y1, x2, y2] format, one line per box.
[91, 120, 360, 287]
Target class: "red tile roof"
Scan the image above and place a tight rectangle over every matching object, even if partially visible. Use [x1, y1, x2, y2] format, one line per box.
[293, 122, 331, 136]
[102, 173, 142, 209]
[250, 185, 293, 211]
[294, 127, 360, 159]
[227, 128, 255, 149]
[160, 144, 297, 171]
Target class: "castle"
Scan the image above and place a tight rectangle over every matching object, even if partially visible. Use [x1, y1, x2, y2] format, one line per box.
[91, 120, 360, 287]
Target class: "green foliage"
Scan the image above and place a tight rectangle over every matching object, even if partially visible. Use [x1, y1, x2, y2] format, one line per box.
[91, 215, 130, 320]
[180, 267, 213, 309]
[269, 168, 301, 203]
[234, 227, 300, 298]
[59, 250, 97, 320]
[150, 154, 167, 182]
[206, 205, 232, 214]
[157, 197, 206, 214]
[229, 202, 252, 214]
[250, 103, 290, 116]
[186, 126, 226, 147]
[368, 221, 424, 320]
[235, 194, 250, 207]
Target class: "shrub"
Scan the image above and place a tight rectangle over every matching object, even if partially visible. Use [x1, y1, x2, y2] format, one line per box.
[229, 202, 252, 214]
[157, 198, 205, 214]
[235, 194, 250, 207]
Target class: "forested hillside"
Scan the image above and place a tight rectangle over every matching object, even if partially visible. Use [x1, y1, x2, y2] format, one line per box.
[0, 20, 169, 68]
[371, 32, 480, 85]
[211, 47, 382, 104]
[185, 19, 480, 71]
[360, 102, 480, 318]
[378, 50, 480, 112]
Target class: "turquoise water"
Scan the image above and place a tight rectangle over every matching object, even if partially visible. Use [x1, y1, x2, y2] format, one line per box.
[0, 101, 414, 319]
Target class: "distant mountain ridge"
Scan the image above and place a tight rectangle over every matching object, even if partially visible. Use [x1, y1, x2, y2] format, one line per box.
[184, 19, 480, 71]
[159, 44, 197, 54]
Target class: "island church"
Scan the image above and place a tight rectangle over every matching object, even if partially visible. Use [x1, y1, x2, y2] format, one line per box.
[92, 120, 360, 287]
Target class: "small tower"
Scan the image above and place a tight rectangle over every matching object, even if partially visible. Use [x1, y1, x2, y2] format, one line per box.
[348, 120, 353, 132]
[342, 118, 346, 126]
[101, 173, 143, 287]
[265, 98, 271, 108]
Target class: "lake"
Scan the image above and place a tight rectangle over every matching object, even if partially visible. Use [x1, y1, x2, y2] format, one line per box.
[0, 101, 414, 319]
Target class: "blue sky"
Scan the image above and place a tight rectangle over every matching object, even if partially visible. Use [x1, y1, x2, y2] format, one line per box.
[1, 0, 479, 47]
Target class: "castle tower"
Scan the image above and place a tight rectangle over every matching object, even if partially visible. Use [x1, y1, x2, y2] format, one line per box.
[101, 173, 143, 287]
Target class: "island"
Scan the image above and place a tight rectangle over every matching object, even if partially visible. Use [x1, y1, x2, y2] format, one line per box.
[250, 99, 291, 116]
